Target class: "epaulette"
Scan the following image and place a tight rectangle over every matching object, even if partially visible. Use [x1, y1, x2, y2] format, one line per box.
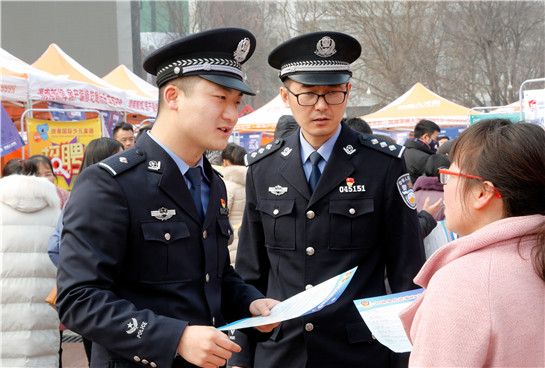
[98, 148, 146, 176]
[244, 138, 285, 166]
[359, 134, 405, 159]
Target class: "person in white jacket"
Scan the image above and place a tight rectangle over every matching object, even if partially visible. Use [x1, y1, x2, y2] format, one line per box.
[1, 160, 61, 367]
[221, 143, 248, 266]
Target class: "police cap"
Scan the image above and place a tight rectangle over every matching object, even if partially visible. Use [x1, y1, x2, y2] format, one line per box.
[268, 31, 361, 86]
[143, 28, 256, 95]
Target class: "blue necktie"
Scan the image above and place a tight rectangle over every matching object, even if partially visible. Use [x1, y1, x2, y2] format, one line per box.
[186, 167, 204, 221]
[309, 151, 322, 192]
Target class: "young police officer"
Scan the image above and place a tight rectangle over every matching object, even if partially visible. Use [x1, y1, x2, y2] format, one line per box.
[57, 28, 278, 368]
[230, 31, 425, 368]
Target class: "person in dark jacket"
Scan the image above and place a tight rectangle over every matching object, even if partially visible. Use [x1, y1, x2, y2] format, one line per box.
[230, 31, 425, 368]
[403, 119, 440, 183]
[56, 28, 278, 368]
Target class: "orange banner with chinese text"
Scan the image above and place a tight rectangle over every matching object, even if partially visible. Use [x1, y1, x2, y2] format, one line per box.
[27, 118, 101, 191]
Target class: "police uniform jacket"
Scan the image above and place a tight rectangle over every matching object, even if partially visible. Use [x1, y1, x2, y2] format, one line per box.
[56, 132, 264, 368]
[230, 123, 425, 368]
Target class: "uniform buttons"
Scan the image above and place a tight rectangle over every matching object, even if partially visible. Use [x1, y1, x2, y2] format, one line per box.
[306, 210, 315, 219]
[133, 356, 141, 362]
[212, 317, 216, 326]
[205, 273, 210, 283]
[202, 230, 207, 239]
[228, 229, 231, 235]
[142, 359, 149, 365]
[349, 208, 356, 215]
[150, 363, 157, 368]
[306, 247, 315, 256]
[371, 334, 377, 340]
[305, 284, 313, 290]
[135, 150, 143, 156]
[305, 323, 314, 332]
[273, 209, 279, 216]
[164, 233, 171, 241]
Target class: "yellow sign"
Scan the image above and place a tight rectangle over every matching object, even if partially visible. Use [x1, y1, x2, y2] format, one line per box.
[27, 118, 102, 191]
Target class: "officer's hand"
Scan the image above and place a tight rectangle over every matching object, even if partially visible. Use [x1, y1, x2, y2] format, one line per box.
[249, 298, 281, 332]
[177, 325, 241, 368]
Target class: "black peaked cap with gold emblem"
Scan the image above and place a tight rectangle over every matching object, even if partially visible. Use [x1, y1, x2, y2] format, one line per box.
[268, 31, 361, 86]
[143, 28, 256, 95]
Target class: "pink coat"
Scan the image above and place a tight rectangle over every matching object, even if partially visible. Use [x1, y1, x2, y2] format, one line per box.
[400, 215, 545, 367]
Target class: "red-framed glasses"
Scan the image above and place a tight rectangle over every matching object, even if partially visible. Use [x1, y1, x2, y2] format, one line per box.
[438, 169, 502, 198]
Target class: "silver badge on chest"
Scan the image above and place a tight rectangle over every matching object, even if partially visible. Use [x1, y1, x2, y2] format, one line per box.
[151, 207, 176, 221]
[269, 185, 288, 196]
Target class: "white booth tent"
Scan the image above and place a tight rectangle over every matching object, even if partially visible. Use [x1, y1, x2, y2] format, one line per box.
[102, 65, 158, 118]
[30, 44, 156, 117]
[0, 47, 62, 103]
[235, 94, 292, 132]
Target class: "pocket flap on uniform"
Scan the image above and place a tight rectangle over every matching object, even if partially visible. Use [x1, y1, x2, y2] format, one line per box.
[141, 221, 190, 243]
[256, 199, 295, 218]
[346, 320, 377, 344]
[329, 199, 374, 218]
[217, 218, 233, 238]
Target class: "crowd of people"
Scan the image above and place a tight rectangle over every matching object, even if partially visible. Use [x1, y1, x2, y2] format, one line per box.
[0, 27, 543, 368]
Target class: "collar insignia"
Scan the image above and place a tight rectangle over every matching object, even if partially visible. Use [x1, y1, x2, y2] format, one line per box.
[343, 145, 356, 155]
[269, 185, 288, 196]
[315, 36, 337, 58]
[281, 147, 292, 157]
[147, 160, 161, 171]
[346, 178, 354, 187]
[151, 207, 176, 221]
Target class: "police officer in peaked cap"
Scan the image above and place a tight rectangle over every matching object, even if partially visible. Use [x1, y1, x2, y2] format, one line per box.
[231, 31, 425, 368]
[57, 28, 279, 368]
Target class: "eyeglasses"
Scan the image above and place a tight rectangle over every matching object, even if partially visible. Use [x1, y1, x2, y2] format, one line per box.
[438, 169, 502, 198]
[284, 85, 348, 106]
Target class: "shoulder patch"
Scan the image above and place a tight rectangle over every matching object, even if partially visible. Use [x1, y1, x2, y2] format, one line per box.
[98, 148, 146, 176]
[244, 138, 285, 166]
[359, 134, 405, 158]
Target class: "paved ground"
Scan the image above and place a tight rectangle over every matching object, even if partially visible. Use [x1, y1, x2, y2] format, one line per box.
[61, 331, 88, 368]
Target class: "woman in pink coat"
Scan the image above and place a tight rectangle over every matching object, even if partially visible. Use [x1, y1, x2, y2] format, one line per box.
[400, 119, 545, 367]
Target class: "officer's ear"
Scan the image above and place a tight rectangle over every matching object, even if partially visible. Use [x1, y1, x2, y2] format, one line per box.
[280, 86, 290, 108]
[163, 84, 180, 111]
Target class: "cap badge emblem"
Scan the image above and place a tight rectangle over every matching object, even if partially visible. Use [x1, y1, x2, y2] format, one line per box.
[234, 38, 251, 63]
[343, 145, 356, 155]
[315, 36, 337, 58]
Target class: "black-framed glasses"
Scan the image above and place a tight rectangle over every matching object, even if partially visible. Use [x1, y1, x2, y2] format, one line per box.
[284, 85, 348, 106]
[438, 169, 502, 198]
